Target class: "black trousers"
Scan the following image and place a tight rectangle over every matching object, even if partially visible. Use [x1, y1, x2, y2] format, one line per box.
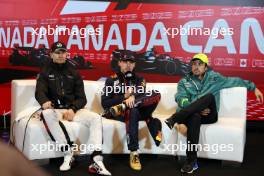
[170, 94, 218, 161]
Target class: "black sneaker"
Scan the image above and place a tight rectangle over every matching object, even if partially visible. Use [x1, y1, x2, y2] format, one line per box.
[181, 159, 199, 174]
[164, 118, 174, 130]
[148, 118, 162, 146]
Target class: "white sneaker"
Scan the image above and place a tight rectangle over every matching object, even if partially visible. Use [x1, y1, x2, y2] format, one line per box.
[59, 151, 74, 171]
[88, 155, 111, 175]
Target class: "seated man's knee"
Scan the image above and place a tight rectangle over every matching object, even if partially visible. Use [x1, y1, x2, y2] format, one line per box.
[204, 93, 214, 100]
[130, 107, 140, 115]
[77, 109, 101, 121]
[42, 109, 55, 119]
[210, 116, 218, 123]
[152, 90, 161, 98]
[188, 113, 201, 123]
[148, 90, 161, 103]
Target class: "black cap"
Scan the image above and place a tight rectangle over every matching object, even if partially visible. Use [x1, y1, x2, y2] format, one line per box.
[119, 51, 135, 62]
[51, 41, 67, 52]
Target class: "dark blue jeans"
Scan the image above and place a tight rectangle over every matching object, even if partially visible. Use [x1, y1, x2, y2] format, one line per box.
[110, 91, 161, 151]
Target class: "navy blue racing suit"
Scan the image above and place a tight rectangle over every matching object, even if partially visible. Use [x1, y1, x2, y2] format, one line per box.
[101, 72, 162, 151]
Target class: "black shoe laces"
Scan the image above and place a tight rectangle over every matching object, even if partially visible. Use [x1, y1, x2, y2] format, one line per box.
[133, 155, 140, 164]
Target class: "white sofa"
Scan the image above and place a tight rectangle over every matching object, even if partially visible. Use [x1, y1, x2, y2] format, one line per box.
[11, 80, 247, 163]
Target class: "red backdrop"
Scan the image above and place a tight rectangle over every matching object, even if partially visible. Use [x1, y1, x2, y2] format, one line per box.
[0, 0, 263, 120]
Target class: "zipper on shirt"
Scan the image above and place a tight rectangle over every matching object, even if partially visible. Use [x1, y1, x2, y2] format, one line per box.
[60, 75, 65, 96]
[190, 77, 200, 96]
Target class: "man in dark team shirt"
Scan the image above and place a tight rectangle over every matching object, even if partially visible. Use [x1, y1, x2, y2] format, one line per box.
[101, 51, 162, 171]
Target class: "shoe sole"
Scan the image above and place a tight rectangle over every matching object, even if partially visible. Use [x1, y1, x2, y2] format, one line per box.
[180, 166, 198, 174]
[154, 119, 162, 146]
[129, 161, 142, 171]
[130, 166, 142, 171]
[88, 162, 112, 175]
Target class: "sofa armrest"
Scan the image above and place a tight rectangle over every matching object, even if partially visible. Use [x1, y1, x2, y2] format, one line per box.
[11, 80, 39, 122]
[218, 87, 247, 119]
